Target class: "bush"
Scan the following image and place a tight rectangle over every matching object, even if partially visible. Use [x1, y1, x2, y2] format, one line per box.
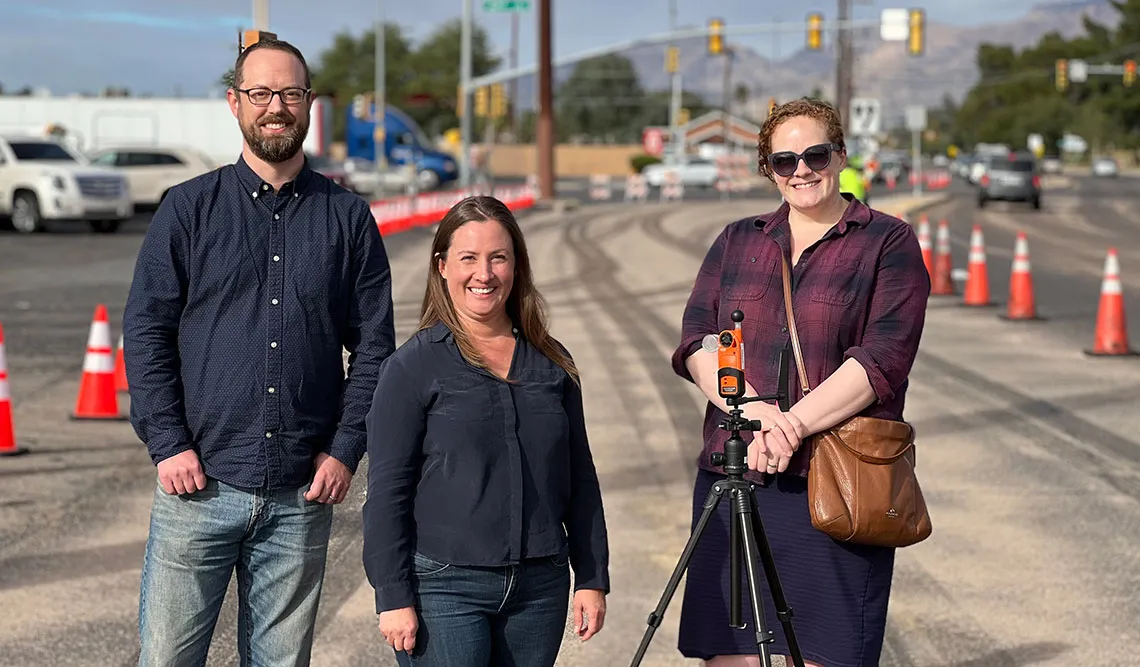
[630, 154, 662, 173]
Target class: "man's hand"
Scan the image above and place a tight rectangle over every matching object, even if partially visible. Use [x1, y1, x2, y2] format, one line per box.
[378, 607, 418, 653]
[156, 449, 207, 495]
[572, 589, 607, 641]
[304, 453, 353, 504]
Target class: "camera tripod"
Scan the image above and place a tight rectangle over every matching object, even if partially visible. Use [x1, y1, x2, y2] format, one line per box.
[628, 393, 806, 667]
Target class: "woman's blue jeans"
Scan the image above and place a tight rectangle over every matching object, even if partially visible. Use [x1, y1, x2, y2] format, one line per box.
[394, 551, 572, 667]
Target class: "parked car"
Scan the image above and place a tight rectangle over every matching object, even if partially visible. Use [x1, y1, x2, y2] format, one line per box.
[0, 135, 133, 233]
[978, 153, 1040, 210]
[642, 158, 719, 188]
[88, 146, 215, 208]
[1091, 156, 1119, 178]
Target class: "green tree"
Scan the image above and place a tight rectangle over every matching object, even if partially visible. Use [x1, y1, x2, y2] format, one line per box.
[404, 19, 500, 137]
[955, 0, 1140, 153]
[556, 54, 649, 142]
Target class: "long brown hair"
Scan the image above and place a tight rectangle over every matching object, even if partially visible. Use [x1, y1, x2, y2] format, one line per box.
[757, 97, 846, 182]
[419, 195, 579, 385]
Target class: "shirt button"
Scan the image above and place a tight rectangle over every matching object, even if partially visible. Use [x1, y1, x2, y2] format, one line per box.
[274, 214, 280, 220]
[268, 387, 275, 393]
[262, 184, 269, 191]
[265, 432, 273, 438]
[270, 341, 278, 348]
[273, 255, 280, 262]
[293, 193, 299, 198]
[252, 192, 258, 198]
[750, 257, 757, 263]
[271, 298, 279, 305]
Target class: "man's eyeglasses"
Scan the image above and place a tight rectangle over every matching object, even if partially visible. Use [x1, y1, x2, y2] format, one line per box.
[767, 142, 843, 177]
[237, 87, 311, 107]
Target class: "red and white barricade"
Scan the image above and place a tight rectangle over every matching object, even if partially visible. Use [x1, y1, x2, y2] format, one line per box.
[624, 173, 649, 202]
[659, 169, 684, 202]
[588, 174, 612, 201]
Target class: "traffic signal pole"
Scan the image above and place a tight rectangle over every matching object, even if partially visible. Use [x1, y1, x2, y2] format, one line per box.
[668, 0, 682, 160]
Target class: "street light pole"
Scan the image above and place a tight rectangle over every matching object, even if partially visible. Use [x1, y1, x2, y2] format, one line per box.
[460, 0, 474, 188]
[669, 0, 682, 158]
[253, 0, 269, 30]
[375, 4, 388, 178]
[536, 0, 554, 200]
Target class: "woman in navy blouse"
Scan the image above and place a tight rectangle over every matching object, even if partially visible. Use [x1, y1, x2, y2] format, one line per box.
[363, 195, 610, 666]
[670, 98, 930, 666]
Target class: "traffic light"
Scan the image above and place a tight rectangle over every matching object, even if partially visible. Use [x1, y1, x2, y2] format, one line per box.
[665, 46, 679, 74]
[474, 86, 489, 117]
[907, 9, 924, 56]
[708, 18, 724, 55]
[490, 83, 506, 118]
[240, 29, 277, 52]
[1125, 60, 1137, 87]
[807, 13, 823, 51]
[768, 97, 777, 116]
[1055, 59, 1068, 92]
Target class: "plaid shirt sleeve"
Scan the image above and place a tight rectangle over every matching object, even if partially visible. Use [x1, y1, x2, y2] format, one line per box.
[843, 220, 930, 404]
[671, 227, 728, 383]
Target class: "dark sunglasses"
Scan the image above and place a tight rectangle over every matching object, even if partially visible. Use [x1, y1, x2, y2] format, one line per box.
[767, 142, 843, 177]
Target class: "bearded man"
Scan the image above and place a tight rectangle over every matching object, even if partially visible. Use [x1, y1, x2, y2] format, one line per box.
[123, 38, 395, 667]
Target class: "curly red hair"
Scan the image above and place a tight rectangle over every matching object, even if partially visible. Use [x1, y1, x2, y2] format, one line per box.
[757, 98, 846, 181]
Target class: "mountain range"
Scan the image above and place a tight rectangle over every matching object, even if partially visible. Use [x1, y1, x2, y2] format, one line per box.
[511, 0, 1120, 130]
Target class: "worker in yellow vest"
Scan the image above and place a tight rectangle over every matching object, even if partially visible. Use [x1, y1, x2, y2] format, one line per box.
[840, 154, 867, 203]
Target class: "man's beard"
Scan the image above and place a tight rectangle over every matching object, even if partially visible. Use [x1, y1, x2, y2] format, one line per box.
[241, 111, 309, 163]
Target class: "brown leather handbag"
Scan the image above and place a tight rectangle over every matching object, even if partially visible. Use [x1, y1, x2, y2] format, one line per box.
[780, 256, 932, 548]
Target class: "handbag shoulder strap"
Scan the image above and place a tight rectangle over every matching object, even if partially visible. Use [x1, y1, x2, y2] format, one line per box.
[780, 255, 813, 395]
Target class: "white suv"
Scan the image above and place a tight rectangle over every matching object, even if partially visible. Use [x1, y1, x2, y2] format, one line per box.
[0, 135, 133, 233]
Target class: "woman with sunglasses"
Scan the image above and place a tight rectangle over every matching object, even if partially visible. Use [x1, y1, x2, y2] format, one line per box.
[669, 97, 930, 667]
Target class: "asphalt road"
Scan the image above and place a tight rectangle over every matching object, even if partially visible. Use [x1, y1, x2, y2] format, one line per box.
[913, 172, 1140, 353]
[1, 175, 1138, 666]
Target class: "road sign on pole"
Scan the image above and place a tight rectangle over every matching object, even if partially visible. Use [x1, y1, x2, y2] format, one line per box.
[482, 0, 530, 11]
[643, 128, 665, 156]
[905, 104, 927, 132]
[848, 98, 881, 136]
[1068, 58, 1088, 83]
[880, 8, 908, 41]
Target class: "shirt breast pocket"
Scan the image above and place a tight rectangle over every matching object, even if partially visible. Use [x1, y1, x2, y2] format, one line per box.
[809, 258, 866, 307]
[296, 241, 342, 305]
[428, 374, 495, 423]
[514, 371, 565, 416]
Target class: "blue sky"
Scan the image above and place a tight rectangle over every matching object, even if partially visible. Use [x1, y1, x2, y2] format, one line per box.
[0, 0, 1047, 97]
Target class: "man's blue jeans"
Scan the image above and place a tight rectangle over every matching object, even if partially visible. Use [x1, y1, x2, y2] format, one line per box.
[137, 477, 334, 667]
[394, 552, 572, 667]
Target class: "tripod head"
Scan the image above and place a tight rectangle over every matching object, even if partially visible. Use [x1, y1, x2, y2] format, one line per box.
[703, 310, 788, 478]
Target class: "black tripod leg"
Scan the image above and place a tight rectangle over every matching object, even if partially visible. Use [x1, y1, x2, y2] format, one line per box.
[733, 486, 775, 667]
[730, 501, 743, 629]
[748, 502, 807, 667]
[628, 479, 729, 667]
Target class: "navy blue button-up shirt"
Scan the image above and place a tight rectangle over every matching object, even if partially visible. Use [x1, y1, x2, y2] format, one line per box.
[363, 322, 610, 612]
[123, 156, 395, 490]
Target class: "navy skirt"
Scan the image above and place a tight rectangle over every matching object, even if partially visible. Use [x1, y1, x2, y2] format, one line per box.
[677, 468, 895, 667]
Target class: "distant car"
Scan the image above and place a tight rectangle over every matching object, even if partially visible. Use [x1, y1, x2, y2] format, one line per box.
[978, 154, 1040, 209]
[1091, 157, 1119, 178]
[1041, 155, 1064, 174]
[642, 158, 719, 188]
[89, 146, 215, 208]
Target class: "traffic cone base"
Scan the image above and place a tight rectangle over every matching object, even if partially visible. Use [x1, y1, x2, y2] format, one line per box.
[72, 304, 127, 421]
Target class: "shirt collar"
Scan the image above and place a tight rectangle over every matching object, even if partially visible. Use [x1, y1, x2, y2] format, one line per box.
[752, 192, 873, 237]
[233, 153, 314, 198]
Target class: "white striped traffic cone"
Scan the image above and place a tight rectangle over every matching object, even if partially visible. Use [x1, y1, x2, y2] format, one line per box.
[71, 304, 126, 420]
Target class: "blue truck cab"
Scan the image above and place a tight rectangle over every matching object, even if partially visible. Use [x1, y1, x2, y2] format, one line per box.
[344, 102, 458, 191]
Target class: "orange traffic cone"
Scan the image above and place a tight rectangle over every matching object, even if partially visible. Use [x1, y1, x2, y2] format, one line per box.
[916, 216, 934, 277]
[961, 225, 995, 307]
[71, 305, 127, 420]
[1000, 232, 1045, 321]
[0, 322, 29, 456]
[1084, 248, 1137, 357]
[113, 335, 128, 392]
[931, 219, 956, 296]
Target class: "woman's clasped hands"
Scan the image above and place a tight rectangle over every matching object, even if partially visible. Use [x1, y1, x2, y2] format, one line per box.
[743, 401, 807, 474]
